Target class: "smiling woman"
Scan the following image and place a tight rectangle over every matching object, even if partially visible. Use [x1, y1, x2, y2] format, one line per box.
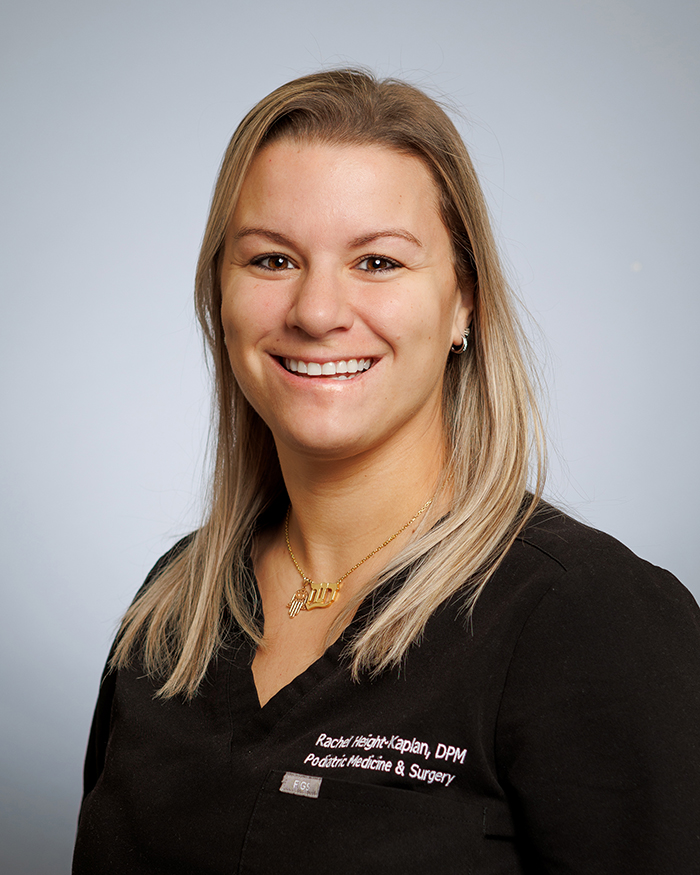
[220, 140, 469, 462]
[73, 70, 700, 874]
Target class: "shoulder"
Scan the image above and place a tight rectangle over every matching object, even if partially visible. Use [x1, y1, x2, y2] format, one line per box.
[490, 505, 700, 870]
[470, 502, 700, 685]
[488, 502, 700, 710]
[497, 501, 698, 622]
[132, 532, 197, 599]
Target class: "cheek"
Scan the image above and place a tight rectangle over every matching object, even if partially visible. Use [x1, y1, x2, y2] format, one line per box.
[220, 298, 256, 379]
[221, 284, 267, 344]
[219, 281, 237, 337]
[366, 294, 455, 357]
[362, 289, 428, 343]
[409, 290, 461, 344]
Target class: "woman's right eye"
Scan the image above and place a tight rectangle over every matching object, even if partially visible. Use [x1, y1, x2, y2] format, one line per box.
[251, 254, 295, 271]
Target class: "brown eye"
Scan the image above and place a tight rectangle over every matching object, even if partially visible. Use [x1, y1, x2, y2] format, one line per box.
[357, 256, 401, 273]
[255, 255, 294, 271]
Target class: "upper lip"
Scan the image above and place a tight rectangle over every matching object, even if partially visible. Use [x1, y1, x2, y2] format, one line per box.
[278, 355, 374, 364]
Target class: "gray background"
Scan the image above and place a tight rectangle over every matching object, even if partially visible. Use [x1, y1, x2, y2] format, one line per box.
[1, 1, 698, 871]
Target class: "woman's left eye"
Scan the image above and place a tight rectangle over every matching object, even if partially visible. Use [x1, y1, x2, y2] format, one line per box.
[355, 256, 401, 274]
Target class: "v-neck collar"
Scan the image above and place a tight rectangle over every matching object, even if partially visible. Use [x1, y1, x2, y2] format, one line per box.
[226, 555, 412, 737]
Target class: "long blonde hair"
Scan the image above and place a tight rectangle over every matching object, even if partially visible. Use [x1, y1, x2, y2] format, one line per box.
[112, 69, 545, 698]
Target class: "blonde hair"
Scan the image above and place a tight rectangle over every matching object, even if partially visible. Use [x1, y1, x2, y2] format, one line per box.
[112, 69, 545, 698]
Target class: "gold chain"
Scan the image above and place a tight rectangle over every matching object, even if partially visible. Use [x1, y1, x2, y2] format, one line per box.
[285, 499, 432, 618]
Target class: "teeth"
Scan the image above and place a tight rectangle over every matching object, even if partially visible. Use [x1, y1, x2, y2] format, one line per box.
[283, 358, 372, 376]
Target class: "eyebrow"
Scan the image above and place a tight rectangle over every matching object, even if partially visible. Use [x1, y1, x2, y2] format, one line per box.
[231, 227, 423, 249]
[231, 228, 294, 247]
[349, 229, 423, 248]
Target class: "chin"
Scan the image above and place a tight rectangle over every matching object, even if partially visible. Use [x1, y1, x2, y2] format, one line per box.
[274, 421, 382, 461]
[285, 435, 369, 461]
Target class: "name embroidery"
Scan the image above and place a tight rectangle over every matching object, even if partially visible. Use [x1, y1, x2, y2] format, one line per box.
[298, 731, 468, 789]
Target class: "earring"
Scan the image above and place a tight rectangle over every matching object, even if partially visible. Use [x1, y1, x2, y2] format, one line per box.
[451, 327, 471, 355]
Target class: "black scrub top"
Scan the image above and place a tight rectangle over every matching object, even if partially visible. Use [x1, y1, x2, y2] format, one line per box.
[73, 507, 700, 874]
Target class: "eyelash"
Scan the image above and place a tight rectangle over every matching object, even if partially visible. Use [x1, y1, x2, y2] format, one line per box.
[250, 254, 403, 274]
[251, 254, 296, 272]
[355, 256, 402, 274]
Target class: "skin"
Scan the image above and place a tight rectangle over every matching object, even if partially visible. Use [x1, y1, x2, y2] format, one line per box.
[220, 139, 472, 705]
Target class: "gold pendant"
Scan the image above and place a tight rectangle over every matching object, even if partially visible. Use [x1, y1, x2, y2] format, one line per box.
[305, 579, 342, 610]
[287, 587, 309, 619]
[284, 497, 432, 620]
[287, 579, 342, 618]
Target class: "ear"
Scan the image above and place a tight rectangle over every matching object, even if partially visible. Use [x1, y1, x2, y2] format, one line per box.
[451, 283, 474, 347]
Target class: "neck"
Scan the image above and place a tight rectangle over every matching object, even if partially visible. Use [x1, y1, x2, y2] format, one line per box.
[274, 422, 447, 585]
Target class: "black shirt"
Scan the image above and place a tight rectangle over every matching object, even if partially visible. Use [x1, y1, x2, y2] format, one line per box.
[73, 507, 700, 873]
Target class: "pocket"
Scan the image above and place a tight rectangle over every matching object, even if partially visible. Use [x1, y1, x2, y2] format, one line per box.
[238, 771, 507, 875]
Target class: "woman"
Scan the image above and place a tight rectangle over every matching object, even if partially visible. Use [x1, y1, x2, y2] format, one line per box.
[73, 69, 700, 873]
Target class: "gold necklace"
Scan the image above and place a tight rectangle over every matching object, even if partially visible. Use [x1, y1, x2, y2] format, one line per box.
[285, 499, 433, 618]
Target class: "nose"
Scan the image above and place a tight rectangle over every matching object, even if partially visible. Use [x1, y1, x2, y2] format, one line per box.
[286, 265, 354, 338]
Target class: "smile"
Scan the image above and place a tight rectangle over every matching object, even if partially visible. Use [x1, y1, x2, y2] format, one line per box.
[283, 358, 373, 379]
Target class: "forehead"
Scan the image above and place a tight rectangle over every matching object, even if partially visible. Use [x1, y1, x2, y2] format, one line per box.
[230, 139, 446, 238]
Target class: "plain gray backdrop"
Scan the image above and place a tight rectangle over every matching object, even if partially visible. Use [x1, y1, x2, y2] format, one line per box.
[1, 1, 698, 871]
